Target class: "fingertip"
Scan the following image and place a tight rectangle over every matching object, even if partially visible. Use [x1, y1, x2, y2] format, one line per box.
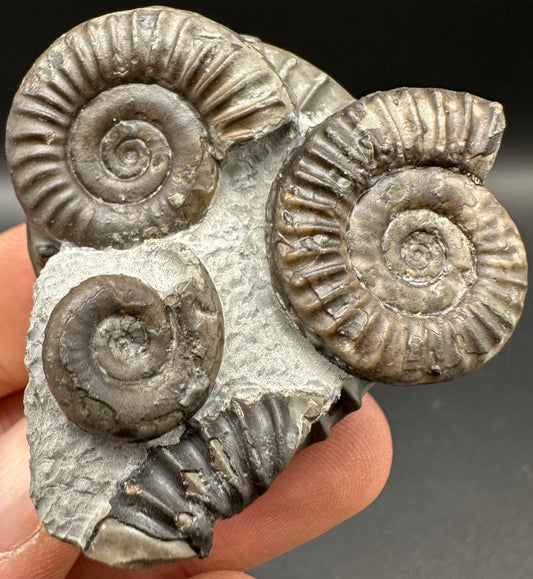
[0, 419, 33, 554]
[186, 394, 392, 573]
[245, 393, 393, 550]
[0, 391, 24, 434]
[322, 393, 393, 512]
[0, 224, 33, 279]
[266, 393, 393, 522]
[0, 523, 80, 579]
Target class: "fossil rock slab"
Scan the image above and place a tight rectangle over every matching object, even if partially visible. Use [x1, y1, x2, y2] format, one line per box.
[7, 5, 527, 571]
[19, 7, 355, 567]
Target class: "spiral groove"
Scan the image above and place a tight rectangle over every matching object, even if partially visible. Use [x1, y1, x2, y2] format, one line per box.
[6, 6, 295, 249]
[42, 272, 224, 440]
[267, 88, 527, 385]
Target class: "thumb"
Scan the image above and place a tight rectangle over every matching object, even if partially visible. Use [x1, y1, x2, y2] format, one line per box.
[0, 419, 80, 579]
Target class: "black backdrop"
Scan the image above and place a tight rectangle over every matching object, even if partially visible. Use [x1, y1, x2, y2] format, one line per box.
[1, 2, 532, 578]
[1, 0, 532, 149]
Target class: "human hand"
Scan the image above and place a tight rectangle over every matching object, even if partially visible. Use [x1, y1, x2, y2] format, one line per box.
[0, 224, 393, 579]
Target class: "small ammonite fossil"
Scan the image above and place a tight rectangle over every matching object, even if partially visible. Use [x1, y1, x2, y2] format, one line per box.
[267, 87, 528, 385]
[5, 6, 295, 262]
[42, 268, 224, 441]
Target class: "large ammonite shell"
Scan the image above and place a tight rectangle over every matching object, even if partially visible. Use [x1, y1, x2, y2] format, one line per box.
[42, 268, 223, 441]
[5, 6, 294, 250]
[267, 87, 528, 385]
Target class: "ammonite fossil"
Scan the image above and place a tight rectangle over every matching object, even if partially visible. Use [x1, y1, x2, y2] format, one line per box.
[86, 393, 302, 565]
[42, 264, 223, 440]
[6, 6, 295, 261]
[7, 6, 527, 570]
[267, 87, 527, 385]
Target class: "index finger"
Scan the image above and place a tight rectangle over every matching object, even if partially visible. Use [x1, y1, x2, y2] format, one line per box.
[0, 224, 35, 398]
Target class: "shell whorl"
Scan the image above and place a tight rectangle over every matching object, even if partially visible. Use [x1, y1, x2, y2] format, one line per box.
[86, 394, 300, 565]
[42, 272, 224, 440]
[6, 6, 295, 250]
[267, 87, 528, 385]
[244, 38, 354, 125]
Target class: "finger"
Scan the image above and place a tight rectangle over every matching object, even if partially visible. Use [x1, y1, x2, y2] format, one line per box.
[0, 225, 35, 398]
[184, 394, 392, 575]
[0, 391, 24, 435]
[190, 573, 254, 579]
[69, 394, 392, 578]
[0, 419, 80, 579]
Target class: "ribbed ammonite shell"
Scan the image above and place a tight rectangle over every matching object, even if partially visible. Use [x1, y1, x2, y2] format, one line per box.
[42, 270, 224, 441]
[86, 394, 301, 565]
[244, 38, 353, 125]
[267, 87, 528, 385]
[6, 6, 294, 250]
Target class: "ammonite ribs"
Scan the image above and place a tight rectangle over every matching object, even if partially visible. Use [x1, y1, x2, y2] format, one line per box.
[85, 394, 301, 566]
[5, 6, 295, 270]
[267, 87, 528, 385]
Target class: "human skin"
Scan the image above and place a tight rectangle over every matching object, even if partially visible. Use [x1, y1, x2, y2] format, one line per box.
[0, 224, 393, 579]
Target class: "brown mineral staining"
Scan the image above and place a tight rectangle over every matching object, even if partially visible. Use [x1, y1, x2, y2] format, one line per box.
[267, 87, 528, 385]
[6, 6, 295, 252]
[42, 271, 224, 440]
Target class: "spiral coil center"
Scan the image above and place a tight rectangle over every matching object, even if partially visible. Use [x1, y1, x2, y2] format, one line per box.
[382, 210, 449, 287]
[100, 122, 165, 182]
[69, 85, 186, 205]
[400, 231, 444, 273]
[348, 171, 477, 316]
[92, 314, 162, 383]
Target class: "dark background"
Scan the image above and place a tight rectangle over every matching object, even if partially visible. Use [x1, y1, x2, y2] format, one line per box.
[0, 1, 531, 578]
